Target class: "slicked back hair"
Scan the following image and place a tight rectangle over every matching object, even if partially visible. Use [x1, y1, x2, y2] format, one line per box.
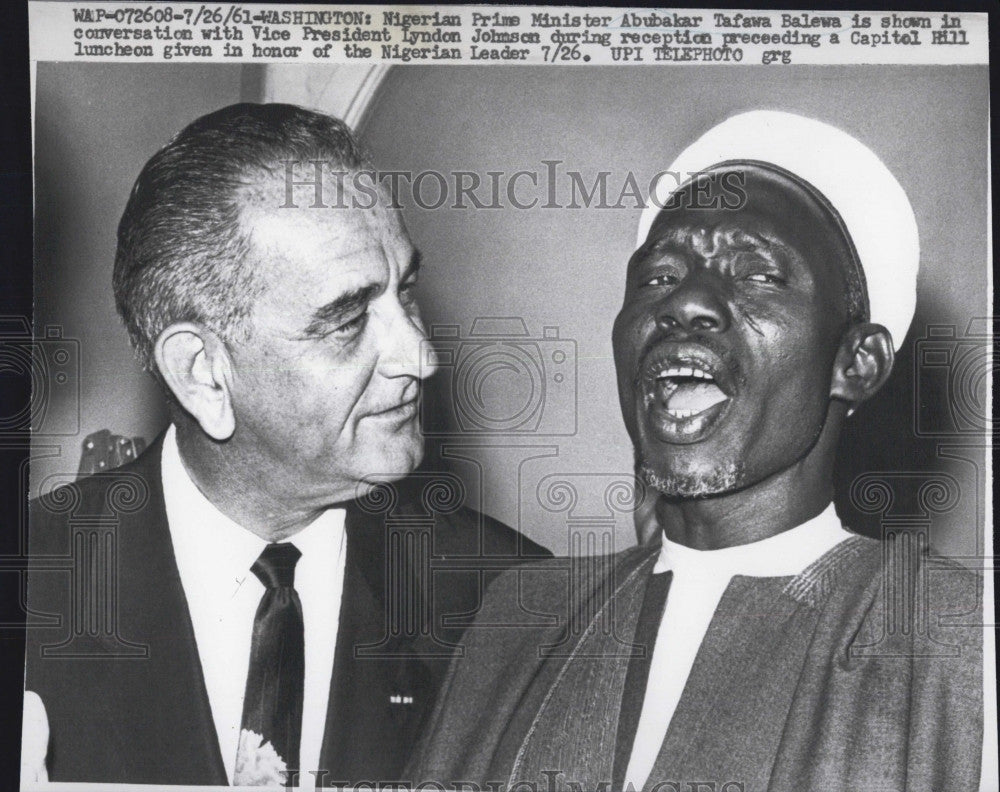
[113, 102, 371, 379]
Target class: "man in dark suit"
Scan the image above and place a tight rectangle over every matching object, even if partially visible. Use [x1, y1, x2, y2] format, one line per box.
[23, 103, 547, 787]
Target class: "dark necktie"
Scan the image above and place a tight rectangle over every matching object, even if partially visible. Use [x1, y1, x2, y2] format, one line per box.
[237, 543, 305, 785]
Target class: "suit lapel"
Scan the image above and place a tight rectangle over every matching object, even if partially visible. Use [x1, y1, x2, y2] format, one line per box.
[319, 500, 436, 783]
[118, 436, 228, 783]
[45, 436, 228, 784]
[319, 503, 380, 780]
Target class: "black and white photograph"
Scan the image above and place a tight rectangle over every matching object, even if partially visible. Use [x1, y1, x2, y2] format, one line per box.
[12, 3, 997, 790]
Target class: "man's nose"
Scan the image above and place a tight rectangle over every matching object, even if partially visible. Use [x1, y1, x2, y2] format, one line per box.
[656, 270, 730, 333]
[379, 307, 438, 380]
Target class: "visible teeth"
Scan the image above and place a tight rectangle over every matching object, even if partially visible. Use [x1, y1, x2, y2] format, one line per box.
[657, 366, 713, 380]
[667, 408, 697, 418]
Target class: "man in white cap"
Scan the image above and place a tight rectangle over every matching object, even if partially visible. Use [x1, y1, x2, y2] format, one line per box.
[409, 111, 983, 791]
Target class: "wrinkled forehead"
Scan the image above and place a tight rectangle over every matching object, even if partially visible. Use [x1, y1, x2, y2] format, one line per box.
[637, 164, 863, 285]
[638, 219, 786, 263]
[237, 167, 410, 251]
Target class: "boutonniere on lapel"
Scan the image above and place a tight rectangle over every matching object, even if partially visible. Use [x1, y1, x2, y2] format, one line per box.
[234, 729, 288, 787]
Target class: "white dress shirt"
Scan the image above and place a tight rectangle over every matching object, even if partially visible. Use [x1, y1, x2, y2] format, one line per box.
[623, 503, 853, 790]
[161, 425, 347, 784]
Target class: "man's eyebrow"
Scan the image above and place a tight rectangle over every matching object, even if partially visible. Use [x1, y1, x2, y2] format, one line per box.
[628, 237, 686, 271]
[300, 250, 422, 338]
[301, 284, 380, 337]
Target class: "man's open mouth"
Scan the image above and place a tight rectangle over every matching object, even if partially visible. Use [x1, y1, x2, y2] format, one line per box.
[641, 348, 734, 443]
[654, 365, 729, 419]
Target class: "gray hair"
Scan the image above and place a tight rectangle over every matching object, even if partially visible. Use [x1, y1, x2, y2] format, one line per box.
[113, 102, 371, 376]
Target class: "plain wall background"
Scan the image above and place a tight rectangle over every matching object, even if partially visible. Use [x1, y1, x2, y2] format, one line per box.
[32, 64, 990, 559]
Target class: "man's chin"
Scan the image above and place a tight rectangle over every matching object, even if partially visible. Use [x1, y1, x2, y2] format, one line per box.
[358, 440, 424, 483]
[638, 460, 745, 499]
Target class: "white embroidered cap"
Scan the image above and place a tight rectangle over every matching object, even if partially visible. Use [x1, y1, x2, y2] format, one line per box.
[636, 110, 920, 351]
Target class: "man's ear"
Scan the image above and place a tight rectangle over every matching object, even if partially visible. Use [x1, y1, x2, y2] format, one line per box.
[830, 322, 894, 408]
[153, 323, 236, 441]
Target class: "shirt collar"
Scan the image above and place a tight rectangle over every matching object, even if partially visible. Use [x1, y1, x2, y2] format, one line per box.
[161, 425, 344, 597]
[162, 425, 264, 599]
[653, 501, 852, 578]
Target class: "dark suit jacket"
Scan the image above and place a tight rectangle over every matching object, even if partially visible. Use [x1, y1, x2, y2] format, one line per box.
[411, 536, 983, 791]
[24, 434, 549, 786]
